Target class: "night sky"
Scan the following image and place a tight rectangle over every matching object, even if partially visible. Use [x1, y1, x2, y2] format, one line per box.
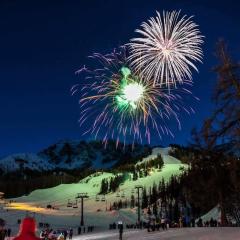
[0, 0, 239, 156]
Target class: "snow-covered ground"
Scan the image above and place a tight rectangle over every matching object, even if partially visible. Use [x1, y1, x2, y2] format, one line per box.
[0, 148, 188, 235]
[72, 228, 240, 240]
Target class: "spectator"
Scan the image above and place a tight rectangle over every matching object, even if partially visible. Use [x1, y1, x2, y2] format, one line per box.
[63, 230, 67, 240]
[69, 228, 73, 239]
[0, 218, 6, 240]
[118, 222, 123, 240]
[7, 228, 11, 238]
[13, 217, 41, 240]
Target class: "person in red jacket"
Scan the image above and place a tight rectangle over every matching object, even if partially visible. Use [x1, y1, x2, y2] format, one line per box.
[13, 217, 41, 240]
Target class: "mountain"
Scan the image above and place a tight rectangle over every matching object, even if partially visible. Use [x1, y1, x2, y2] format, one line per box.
[1, 147, 187, 232]
[0, 140, 151, 174]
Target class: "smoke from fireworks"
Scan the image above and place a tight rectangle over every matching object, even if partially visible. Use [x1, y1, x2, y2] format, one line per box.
[72, 48, 198, 147]
[128, 10, 203, 87]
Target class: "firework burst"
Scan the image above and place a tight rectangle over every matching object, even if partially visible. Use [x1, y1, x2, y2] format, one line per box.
[128, 10, 203, 87]
[72, 47, 197, 147]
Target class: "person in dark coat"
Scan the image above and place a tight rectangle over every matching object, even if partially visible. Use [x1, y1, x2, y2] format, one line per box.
[13, 217, 41, 240]
[0, 218, 5, 240]
[63, 230, 68, 240]
[69, 228, 73, 239]
[7, 228, 11, 237]
[119, 223, 123, 240]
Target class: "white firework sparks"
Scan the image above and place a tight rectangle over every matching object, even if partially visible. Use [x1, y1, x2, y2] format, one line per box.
[128, 10, 204, 87]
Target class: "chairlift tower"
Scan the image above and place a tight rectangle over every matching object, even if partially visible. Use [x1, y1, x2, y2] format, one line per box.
[76, 193, 89, 226]
[135, 185, 143, 223]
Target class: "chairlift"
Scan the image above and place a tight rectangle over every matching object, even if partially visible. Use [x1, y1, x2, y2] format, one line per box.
[101, 196, 106, 202]
[72, 200, 78, 208]
[95, 195, 100, 202]
[121, 192, 125, 198]
[116, 192, 120, 197]
[67, 199, 72, 208]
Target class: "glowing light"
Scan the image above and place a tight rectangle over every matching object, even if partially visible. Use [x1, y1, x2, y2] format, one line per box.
[123, 83, 144, 103]
[115, 67, 145, 110]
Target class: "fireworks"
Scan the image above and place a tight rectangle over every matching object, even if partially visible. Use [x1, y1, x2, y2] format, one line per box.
[128, 10, 203, 87]
[72, 48, 197, 146]
[72, 10, 203, 146]
[115, 67, 145, 110]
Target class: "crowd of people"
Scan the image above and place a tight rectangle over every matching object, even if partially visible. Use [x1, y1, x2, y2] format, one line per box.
[0, 217, 97, 240]
[196, 218, 220, 227]
[39, 228, 73, 240]
[0, 228, 11, 240]
[0, 215, 226, 240]
[0, 218, 11, 240]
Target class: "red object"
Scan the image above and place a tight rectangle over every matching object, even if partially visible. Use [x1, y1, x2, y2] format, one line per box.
[13, 217, 41, 240]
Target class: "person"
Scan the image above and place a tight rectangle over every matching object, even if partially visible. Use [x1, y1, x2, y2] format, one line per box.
[191, 218, 195, 227]
[161, 218, 165, 230]
[0, 218, 5, 240]
[69, 228, 73, 239]
[7, 228, 12, 238]
[0, 230, 5, 240]
[63, 230, 67, 240]
[57, 233, 64, 240]
[13, 217, 41, 240]
[210, 218, 214, 227]
[119, 223, 123, 240]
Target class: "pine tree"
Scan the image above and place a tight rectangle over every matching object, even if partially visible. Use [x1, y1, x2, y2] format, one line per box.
[141, 187, 148, 209]
[100, 179, 109, 194]
[130, 195, 135, 208]
[189, 40, 240, 225]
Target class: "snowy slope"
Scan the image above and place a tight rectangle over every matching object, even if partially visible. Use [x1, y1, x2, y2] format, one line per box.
[1, 147, 187, 232]
[136, 147, 181, 165]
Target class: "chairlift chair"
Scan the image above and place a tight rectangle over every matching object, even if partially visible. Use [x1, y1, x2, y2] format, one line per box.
[95, 195, 100, 202]
[72, 200, 78, 208]
[101, 196, 106, 202]
[67, 199, 72, 208]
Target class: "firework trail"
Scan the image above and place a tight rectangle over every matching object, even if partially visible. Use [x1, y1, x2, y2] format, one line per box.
[128, 10, 203, 87]
[72, 47, 198, 147]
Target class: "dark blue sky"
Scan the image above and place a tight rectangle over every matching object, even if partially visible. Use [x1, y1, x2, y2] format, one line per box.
[0, 0, 239, 156]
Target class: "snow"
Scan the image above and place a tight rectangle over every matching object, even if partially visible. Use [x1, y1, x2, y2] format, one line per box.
[198, 205, 221, 222]
[0, 141, 118, 173]
[0, 153, 55, 172]
[1, 147, 187, 235]
[136, 147, 181, 165]
[72, 228, 240, 240]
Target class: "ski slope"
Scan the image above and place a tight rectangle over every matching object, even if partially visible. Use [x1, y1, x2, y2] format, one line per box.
[1, 148, 187, 233]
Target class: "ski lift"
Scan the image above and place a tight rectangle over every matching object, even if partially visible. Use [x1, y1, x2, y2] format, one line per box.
[116, 192, 120, 197]
[72, 200, 78, 208]
[121, 192, 125, 198]
[101, 196, 106, 202]
[95, 195, 100, 202]
[67, 199, 72, 208]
